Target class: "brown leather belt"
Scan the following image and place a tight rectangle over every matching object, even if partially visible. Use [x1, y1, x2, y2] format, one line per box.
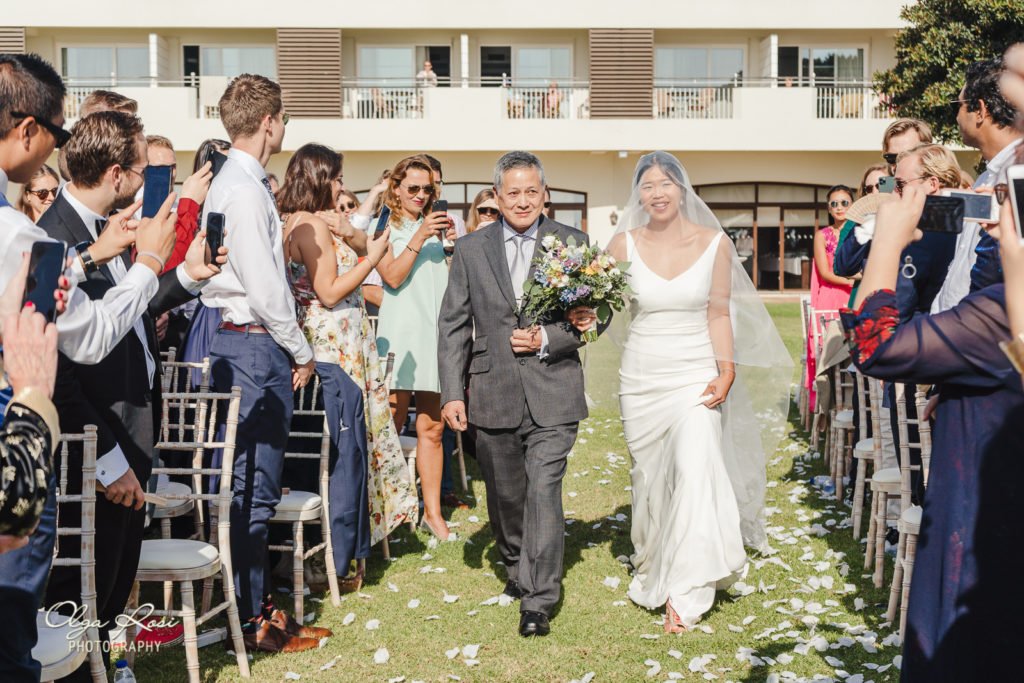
[219, 321, 269, 334]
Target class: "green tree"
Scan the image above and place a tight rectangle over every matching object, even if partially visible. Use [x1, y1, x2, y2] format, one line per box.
[875, 0, 1024, 142]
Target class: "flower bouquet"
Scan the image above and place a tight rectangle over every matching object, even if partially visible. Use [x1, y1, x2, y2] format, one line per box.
[521, 235, 632, 343]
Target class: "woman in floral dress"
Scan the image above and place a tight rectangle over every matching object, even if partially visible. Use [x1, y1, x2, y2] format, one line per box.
[278, 144, 417, 584]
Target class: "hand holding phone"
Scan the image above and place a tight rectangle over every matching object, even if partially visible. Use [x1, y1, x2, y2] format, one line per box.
[373, 206, 392, 237]
[917, 195, 965, 233]
[1005, 164, 1024, 241]
[142, 165, 175, 219]
[204, 212, 225, 265]
[878, 176, 896, 194]
[22, 241, 68, 323]
[207, 150, 229, 179]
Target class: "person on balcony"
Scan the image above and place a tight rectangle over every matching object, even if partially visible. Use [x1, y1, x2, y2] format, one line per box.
[416, 60, 438, 88]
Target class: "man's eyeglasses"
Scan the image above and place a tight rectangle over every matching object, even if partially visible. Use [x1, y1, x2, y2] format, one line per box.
[281, 112, 290, 125]
[121, 165, 147, 180]
[947, 98, 967, 117]
[477, 207, 499, 216]
[882, 153, 898, 166]
[403, 184, 436, 196]
[27, 187, 58, 201]
[829, 199, 850, 209]
[894, 176, 930, 196]
[11, 111, 72, 148]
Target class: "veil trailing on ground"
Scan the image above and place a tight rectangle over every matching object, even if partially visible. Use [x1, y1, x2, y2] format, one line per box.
[593, 151, 794, 552]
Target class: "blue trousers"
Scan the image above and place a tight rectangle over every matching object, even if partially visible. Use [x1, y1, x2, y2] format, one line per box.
[316, 362, 370, 573]
[0, 472, 57, 682]
[210, 329, 293, 621]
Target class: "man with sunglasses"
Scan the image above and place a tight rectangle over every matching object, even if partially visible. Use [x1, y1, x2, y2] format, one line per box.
[932, 59, 1022, 313]
[0, 52, 185, 683]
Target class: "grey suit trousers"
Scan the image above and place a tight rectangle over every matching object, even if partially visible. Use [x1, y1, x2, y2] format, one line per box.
[475, 407, 577, 616]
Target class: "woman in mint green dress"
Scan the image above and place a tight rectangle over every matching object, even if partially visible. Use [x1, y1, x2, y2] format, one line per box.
[374, 154, 456, 541]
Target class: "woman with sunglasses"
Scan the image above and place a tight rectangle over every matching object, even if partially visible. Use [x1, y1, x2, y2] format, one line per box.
[374, 154, 457, 541]
[466, 188, 499, 233]
[15, 165, 59, 223]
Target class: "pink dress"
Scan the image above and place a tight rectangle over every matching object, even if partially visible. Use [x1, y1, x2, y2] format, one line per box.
[806, 226, 852, 407]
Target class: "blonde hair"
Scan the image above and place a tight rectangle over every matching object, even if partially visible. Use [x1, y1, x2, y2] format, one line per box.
[218, 74, 282, 141]
[467, 188, 498, 233]
[78, 90, 138, 117]
[897, 144, 963, 190]
[882, 118, 933, 152]
[145, 134, 174, 152]
[858, 162, 889, 197]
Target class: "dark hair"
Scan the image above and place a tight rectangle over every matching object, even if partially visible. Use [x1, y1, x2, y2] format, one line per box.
[276, 143, 342, 216]
[964, 59, 1017, 129]
[826, 184, 855, 202]
[422, 153, 442, 177]
[193, 138, 230, 174]
[632, 151, 688, 189]
[0, 53, 66, 140]
[63, 111, 144, 188]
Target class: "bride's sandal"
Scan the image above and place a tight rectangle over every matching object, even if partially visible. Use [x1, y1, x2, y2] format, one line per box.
[664, 601, 688, 634]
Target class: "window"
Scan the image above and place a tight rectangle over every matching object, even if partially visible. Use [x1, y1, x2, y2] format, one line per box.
[777, 46, 864, 84]
[200, 47, 276, 80]
[515, 47, 571, 86]
[358, 46, 415, 85]
[62, 46, 149, 85]
[655, 47, 744, 85]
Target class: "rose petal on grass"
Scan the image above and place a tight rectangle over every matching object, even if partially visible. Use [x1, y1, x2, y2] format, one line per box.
[342, 612, 355, 626]
[373, 647, 390, 665]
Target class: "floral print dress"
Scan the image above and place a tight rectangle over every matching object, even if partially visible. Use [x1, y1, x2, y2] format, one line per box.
[287, 231, 416, 543]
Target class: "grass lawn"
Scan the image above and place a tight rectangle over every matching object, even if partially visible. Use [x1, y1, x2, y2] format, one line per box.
[131, 302, 902, 682]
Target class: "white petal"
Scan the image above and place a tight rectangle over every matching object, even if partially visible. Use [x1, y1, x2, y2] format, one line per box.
[445, 647, 460, 659]
[388, 677, 407, 683]
[466, 610, 479, 616]
[468, 515, 480, 523]
[640, 634, 661, 640]
[462, 644, 481, 658]
[443, 592, 460, 603]
[373, 647, 390, 665]
[645, 660, 662, 677]
[603, 576, 622, 589]
[303, 612, 316, 624]
[668, 649, 683, 659]
[407, 599, 421, 609]
[424, 615, 441, 620]
[365, 619, 381, 630]
[342, 612, 356, 626]
[387, 582, 400, 592]
[284, 673, 301, 680]
[464, 659, 480, 667]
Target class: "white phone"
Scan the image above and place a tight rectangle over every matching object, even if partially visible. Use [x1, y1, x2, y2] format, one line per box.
[1005, 164, 1024, 240]
[939, 189, 999, 224]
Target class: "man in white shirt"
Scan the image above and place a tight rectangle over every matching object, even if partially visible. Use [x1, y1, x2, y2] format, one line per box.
[201, 74, 320, 653]
[416, 60, 439, 88]
[0, 52, 183, 683]
[932, 59, 1022, 313]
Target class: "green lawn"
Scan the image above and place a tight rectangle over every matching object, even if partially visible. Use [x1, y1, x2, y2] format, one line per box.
[132, 303, 903, 682]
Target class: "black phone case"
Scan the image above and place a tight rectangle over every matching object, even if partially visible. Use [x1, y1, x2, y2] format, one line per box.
[24, 241, 66, 322]
[918, 195, 965, 233]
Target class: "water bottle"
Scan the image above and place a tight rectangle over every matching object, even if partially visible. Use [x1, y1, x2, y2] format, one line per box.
[113, 659, 137, 683]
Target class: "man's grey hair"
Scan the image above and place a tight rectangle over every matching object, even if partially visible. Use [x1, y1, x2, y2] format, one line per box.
[493, 150, 546, 190]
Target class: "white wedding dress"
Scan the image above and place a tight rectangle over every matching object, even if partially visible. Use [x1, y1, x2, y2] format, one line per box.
[620, 230, 748, 626]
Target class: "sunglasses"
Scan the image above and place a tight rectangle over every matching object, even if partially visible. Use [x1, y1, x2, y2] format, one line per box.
[340, 202, 357, 211]
[894, 176, 928, 196]
[27, 187, 58, 201]
[862, 183, 878, 195]
[12, 111, 72, 148]
[882, 153, 898, 166]
[829, 199, 850, 208]
[477, 207, 499, 216]
[995, 183, 1010, 205]
[947, 98, 967, 117]
[403, 184, 436, 196]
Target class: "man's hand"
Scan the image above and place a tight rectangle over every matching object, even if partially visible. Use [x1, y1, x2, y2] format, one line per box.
[510, 327, 542, 354]
[183, 229, 228, 282]
[99, 469, 145, 510]
[442, 400, 468, 432]
[90, 199, 143, 265]
[565, 306, 598, 334]
[3, 305, 58, 399]
[155, 312, 170, 341]
[292, 359, 315, 390]
[134, 193, 179, 273]
[180, 161, 213, 205]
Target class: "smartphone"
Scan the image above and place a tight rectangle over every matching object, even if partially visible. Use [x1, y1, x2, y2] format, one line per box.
[373, 205, 392, 236]
[208, 150, 229, 179]
[22, 240, 67, 322]
[205, 212, 225, 265]
[433, 199, 449, 216]
[939, 189, 999, 223]
[877, 176, 896, 194]
[917, 195, 965, 233]
[142, 165, 175, 219]
[432, 199, 455, 253]
[1007, 164, 1024, 240]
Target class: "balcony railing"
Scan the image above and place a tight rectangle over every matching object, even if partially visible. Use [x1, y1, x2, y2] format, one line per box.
[342, 84, 425, 120]
[63, 76, 225, 120]
[813, 82, 892, 119]
[654, 84, 735, 120]
[501, 82, 589, 120]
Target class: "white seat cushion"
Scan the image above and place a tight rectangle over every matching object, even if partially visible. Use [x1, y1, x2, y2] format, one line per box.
[399, 435, 417, 455]
[138, 539, 219, 571]
[276, 490, 321, 514]
[834, 410, 855, 427]
[33, 612, 87, 669]
[152, 481, 193, 518]
[899, 505, 922, 532]
[871, 467, 901, 485]
[853, 438, 874, 456]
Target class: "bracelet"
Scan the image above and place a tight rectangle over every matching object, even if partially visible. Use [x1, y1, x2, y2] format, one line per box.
[407, 245, 420, 255]
[1000, 333, 1024, 375]
[136, 250, 166, 272]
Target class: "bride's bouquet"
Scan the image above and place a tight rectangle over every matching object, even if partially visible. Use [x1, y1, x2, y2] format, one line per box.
[521, 235, 632, 343]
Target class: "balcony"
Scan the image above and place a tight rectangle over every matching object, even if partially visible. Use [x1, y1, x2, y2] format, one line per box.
[61, 77, 892, 153]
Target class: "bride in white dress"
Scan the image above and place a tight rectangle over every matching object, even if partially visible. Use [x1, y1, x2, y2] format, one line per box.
[606, 152, 791, 632]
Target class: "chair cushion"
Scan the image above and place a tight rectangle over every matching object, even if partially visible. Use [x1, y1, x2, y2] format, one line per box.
[33, 612, 87, 669]
[853, 438, 874, 456]
[275, 490, 321, 514]
[834, 410, 855, 428]
[152, 481, 193, 518]
[871, 467, 901, 485]
[138, 539, 220, 571]
[900, 505, 922, 529]
[399, 435, 417, 455]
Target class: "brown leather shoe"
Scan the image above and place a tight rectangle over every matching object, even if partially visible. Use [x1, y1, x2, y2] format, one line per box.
[269, 609, 333, 640]
[240, 619, 320, 653]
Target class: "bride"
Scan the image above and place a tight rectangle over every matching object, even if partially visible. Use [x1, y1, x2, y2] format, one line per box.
[606, 152, 791, 632]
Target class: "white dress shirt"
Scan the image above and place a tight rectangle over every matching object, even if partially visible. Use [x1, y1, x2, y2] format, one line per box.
[199, 149, 313, 365]
[931, 138, 1023, 313]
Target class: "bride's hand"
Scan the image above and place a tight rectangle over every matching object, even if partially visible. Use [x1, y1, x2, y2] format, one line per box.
[701, 371, 735, 409]
[566, 306, 597, 333]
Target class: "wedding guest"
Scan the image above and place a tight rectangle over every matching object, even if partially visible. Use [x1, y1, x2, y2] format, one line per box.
[374, 154, 455, 540]
[859, 163, 889, 197]
[14, 164, 58, 222]
[841, 185, 1024, 682]
[997, 184, 1024, 378]
[933, 59, 1021, 311]
[279, 143, 416, 587]
[416, 60, 439, 88]
[337, 189, 359, 217]
[200, 73, 319, 653]
[57, 89, 139, 181]
[424, 154, 466, 237]
[267, 171, 280, 194]
[881, 118, 933, 173]
[467, 188, 499, 233]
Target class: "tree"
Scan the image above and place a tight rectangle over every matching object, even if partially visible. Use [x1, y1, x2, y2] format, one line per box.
[875, 0, 1024, 143]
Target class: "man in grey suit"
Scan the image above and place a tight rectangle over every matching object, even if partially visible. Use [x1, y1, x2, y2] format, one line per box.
[439, 151, 601, 637]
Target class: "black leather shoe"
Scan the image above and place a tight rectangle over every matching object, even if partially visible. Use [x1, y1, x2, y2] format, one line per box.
[503, 580, 523, 600]
[519, 611, 550, 637]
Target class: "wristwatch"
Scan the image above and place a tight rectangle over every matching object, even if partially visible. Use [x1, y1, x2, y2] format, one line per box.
[74, 240, 99, 274]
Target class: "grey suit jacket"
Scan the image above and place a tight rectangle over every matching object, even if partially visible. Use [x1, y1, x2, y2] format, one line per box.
[438, 217, 594, 429]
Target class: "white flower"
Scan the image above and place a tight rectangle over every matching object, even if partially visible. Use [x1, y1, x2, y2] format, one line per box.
[542, 235, 557, 249]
